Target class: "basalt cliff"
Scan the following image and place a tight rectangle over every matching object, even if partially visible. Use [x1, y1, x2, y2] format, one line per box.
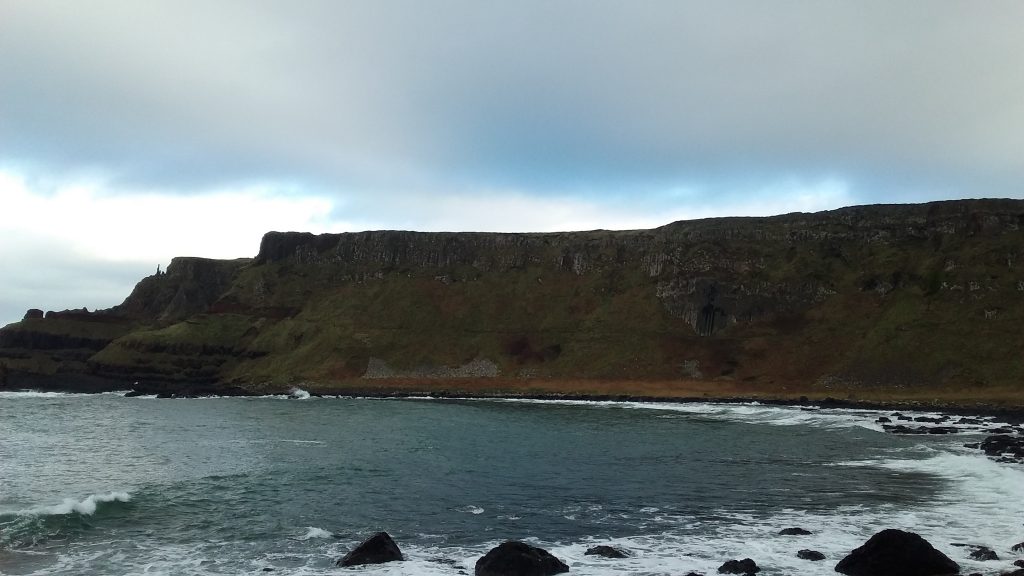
[2, 199, 1023, 403]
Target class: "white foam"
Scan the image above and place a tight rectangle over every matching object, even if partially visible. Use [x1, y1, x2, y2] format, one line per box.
[296, 526, 334, 540]
[456, 505, 485, 515]
[26, 492, 131, 516]
[288, 387, 311, 400]
[0, 390, 76, 398]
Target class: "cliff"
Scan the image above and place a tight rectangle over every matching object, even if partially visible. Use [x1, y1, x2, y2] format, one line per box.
[2, 199, 1023, 402]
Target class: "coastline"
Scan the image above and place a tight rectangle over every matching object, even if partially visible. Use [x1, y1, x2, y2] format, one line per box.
[5, 374, 1024, 423]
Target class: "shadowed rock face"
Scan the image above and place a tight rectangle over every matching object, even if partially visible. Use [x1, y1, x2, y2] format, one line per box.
[2, 199, 1024, 395]
[475, 541, 569, 576]
[336, 532, 403, 567]
[835, 529, 959, 576]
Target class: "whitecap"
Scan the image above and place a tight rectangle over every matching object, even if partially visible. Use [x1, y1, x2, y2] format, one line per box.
[297, 526, 334, 540]
[456, 505, 485, 515]
[26, 491, 131, 516]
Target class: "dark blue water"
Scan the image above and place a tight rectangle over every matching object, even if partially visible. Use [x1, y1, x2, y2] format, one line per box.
[1, 392, 1022, 575]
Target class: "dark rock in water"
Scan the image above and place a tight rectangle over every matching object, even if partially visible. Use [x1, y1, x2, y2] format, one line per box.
[980, 435, 1024, 461]
[876, 417, 892, 423]
[883, 424, 931, 435]
[897, 415, 914, 421]
[914, 416, 946, 423]
[336, 531, 403, 567]
[584, 545, 628, 558]
[1014, 559, 1024, 568]
[779, 527, 812, 535]
[475, 541, 569, 576]
[968, 546, 998, 561]
[718, 558, 760, 574]
[963, 443, 980, 449]
[798, 549, 826, 561]
[834, 529, 959, 576]
[927, 427, 960, 435]
[1001, 570, 1024, 576]
[1014, 541, 1024, 552]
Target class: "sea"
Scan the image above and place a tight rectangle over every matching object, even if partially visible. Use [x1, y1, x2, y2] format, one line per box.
[1, 390, 1023, 575]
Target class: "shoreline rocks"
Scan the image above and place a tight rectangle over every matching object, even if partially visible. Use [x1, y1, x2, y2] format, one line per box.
[718, 558, 760, 574]
[336, 531, 403, 567]
[475, 541, 569, 576]
[835, 529, 959, 576]
[583, 545, 629, 559]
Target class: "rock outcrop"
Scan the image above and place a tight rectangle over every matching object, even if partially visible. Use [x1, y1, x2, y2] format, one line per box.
[583, 545, 628, 558]
[834, 529, 959, 576]
[718, 558, 760, 574]
[475, 541, 569, 576]
[335, 531, 403, 567]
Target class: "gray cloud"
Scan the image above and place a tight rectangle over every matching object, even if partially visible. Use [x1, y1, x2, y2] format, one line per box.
[2, 1, 1023, 203]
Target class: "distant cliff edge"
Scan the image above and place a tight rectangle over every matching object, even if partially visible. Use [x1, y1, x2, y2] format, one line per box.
[2, 199, 1023, 403]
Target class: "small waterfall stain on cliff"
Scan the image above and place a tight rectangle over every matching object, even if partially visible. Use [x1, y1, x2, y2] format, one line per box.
[697, 285, 725, 336]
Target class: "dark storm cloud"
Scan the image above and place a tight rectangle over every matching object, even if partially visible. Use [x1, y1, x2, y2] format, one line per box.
[1, 0, 1023, 200]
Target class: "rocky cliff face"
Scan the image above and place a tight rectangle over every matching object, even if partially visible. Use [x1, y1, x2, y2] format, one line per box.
[2, 199, 1022, 397]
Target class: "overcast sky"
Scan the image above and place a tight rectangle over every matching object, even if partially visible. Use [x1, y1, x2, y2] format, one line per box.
[2, 1, 1023, 327]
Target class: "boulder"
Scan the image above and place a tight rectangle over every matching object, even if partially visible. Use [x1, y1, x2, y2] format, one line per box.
[834, 529, 959, 576]
[336, 531, 403, 567]
[718, 558, 760, 574]
[1014, 541, 1024, 552]
[1015, 560, 1024, 568]
[981, 435, 1024, 457]
[968, 547, 997, 561]
[475, 541, 569, 576]
[798, 549, 826, 561]
[584, 545, 628, 558]
[779, 527, 812, 535]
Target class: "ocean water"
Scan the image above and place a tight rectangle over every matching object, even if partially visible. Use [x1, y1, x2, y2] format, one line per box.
[1, 392, 1023, 575]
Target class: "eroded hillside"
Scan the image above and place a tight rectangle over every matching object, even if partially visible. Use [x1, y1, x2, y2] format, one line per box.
[2, 199, 1022, 402]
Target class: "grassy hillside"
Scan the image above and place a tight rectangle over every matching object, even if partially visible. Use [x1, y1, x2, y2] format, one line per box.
[2, 199, 1023, 405]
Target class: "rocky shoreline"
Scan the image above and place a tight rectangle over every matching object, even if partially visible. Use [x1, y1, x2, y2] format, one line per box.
[335, 528, 1024, 576]
[6, 382, 1024, 467]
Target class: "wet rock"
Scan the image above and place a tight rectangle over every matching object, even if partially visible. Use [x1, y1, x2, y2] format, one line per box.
[834, 529, 959, 576]
[336, 531, 403, 567]
[475, 541, 569, 576]
[779, 527, 812, 535]
[968, 546, 998, 561]
[876, 417, 892, 423]
[1001, 570, 1024, 576]
[717, 558, 760, 574]
[897, 415, 914, 421]
[980, 435, 1024, 461]
[1015, 560, 1024, 568]
[798, 549, 826, 561]
[927, 427, 960, 435]
[1014, 541, 1024, 552]
[584, 545, 628, 558]
[914, 416, 946, 423]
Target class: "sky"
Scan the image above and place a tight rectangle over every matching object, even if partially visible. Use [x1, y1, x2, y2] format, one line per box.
[2, 1, 1023, 327]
